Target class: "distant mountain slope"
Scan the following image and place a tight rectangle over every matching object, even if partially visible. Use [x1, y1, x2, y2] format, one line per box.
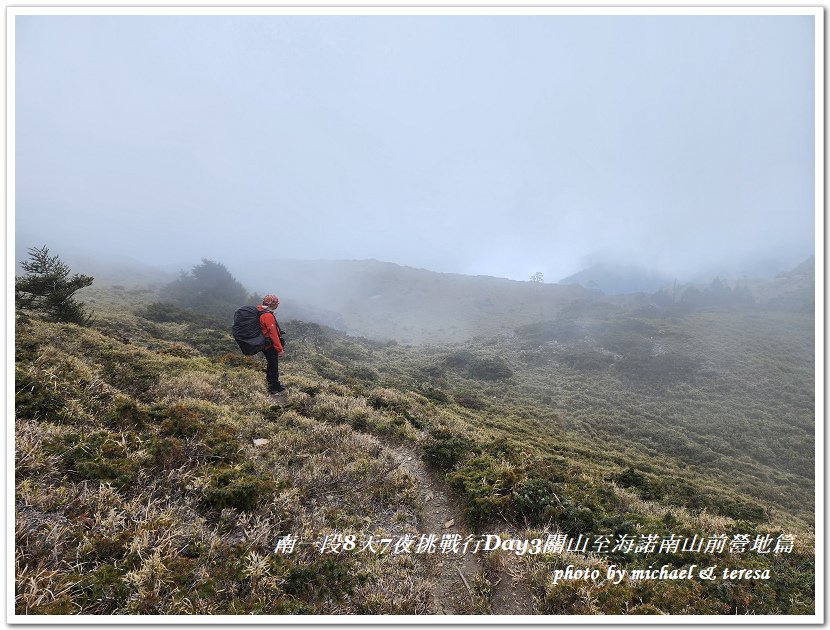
[748, 255, 815, 312]
[232, 259, 599, 344]
[781, 255, 816, 278]
[558, 263, 673, 295]
[18, 254, 175, 288]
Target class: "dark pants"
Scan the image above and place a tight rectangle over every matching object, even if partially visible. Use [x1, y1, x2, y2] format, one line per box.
[262, 346, 283, 392]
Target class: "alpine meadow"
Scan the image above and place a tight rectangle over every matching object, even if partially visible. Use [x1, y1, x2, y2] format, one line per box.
[14, 252, 816, 616]
[12, 8, 819, 622]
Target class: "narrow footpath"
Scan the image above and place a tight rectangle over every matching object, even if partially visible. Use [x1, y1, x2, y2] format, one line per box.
[385, 443, 535, 615]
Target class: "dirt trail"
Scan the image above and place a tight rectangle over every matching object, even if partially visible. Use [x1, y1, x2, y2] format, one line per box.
[385, 443, 535, 615]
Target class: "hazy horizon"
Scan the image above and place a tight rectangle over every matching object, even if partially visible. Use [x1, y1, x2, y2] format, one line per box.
[14, 12, 817, 283]
[13, 231, 814, 288]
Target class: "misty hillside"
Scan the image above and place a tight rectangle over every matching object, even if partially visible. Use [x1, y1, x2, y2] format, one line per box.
[14, 239, 813, 344]
[746, 256, 815, 312]
[14, 238, 176, 287]
[232, 259, 597, 344]
[235, 256, 814, 344]
[558, 263, 673, 295]
[14, 256, 816, 616]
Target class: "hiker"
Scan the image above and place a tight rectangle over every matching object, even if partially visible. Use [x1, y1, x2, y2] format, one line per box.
[231, 294, 288, 396]
[257, 294, 286, 395]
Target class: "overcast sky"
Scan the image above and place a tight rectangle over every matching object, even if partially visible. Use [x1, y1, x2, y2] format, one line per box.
[14, 13, 816, 282]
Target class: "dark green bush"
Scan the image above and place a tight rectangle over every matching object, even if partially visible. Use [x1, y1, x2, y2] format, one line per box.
[616, 467, 648, 489]
[511, 475, 563, 523]
[147, 436, 188, 470]
[188, 328, 237, 356]
[423, 428, 477, 471]
[158, 404, 207, 438]
[160, 259, 249, 323]
[284, 557, 367, 603]
[419, 384, 450, 403]
[418, 364, 446, 379]
[350, 365, 380, 383]
[311, 356, 341, 381]
[467, 356, 513, 381]
[454, 391, 486, 410]
[515, 319, 584, 343]
[61, 431, 140, 490]
[718, 498, 768, 524]
[99, 354, 163, 399]
[366, 390, 407, 414]
[444, 350, 476, 369]
[616, 350, 701, 387]
[202, 463, 277, 512]
[152, 406, 240, 464]
[447, 455, 513, 525]
[157, 344, 194, 358]
[202, 422, 242, 462]
[107, 399, 150, 430]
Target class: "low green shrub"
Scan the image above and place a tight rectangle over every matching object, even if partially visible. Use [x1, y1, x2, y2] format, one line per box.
[419, 384, 450, 403]
[158, 404, 207, 438]
[467, 357, 513, 381]
[202, 463, 277, 512]
[59, 430, 141, 490]
[422, 428, 478, 472]
[147, 436, 188, 470]
[107, 399, 150, 430]
[310, 356, 341, 382]
[454, 391, 487, 410]
[515, 319, 584, 343]
[15, 366, 74, 424]
[511, 474, 563, 523]
[202, 422, 242, 463]
[444, 350, 475, 369]
[283, 557, 367, 603]
[447, 455, 512, 525]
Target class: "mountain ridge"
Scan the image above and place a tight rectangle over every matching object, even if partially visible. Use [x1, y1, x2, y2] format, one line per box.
[558, 263, 674, 295]
[230, 258, 599, 344]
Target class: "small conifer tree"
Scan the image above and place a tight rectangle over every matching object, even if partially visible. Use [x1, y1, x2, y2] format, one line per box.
[15, 245, 94, 324]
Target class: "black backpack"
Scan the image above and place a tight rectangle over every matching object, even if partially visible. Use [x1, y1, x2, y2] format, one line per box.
[232, 306, 269, 355]
[232, 306, 287, 355]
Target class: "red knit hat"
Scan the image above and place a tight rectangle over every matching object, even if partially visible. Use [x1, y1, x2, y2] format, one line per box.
[262, 294, 279, 308]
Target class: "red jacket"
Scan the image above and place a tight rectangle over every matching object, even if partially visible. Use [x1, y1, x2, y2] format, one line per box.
[256, 306, 284, 353]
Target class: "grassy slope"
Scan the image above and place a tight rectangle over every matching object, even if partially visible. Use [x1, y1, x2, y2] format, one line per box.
[14, 282, 815, 615]
[15, 297, 429, 614]
[503, 307, 815, 528]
